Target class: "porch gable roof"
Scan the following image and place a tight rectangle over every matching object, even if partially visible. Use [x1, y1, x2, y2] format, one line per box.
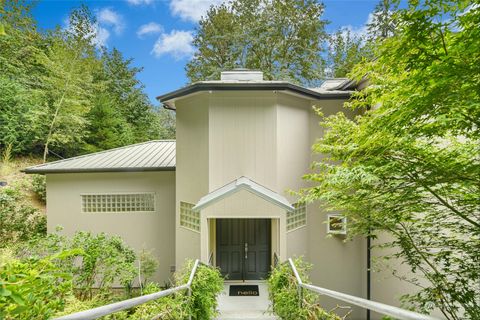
[192, 176, 295, 212]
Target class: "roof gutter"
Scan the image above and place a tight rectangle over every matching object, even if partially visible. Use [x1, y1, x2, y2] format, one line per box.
[157, 82, 352, 110]
[22, 166, 176, 174]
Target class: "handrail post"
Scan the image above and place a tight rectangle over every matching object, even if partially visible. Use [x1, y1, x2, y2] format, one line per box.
[186, 259, 200, 320]
[298, 285, 303, 308]
[188, 287, 192, 320]
[288, 258, 304, 308]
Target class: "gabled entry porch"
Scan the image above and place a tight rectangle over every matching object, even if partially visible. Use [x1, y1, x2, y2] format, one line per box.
[192, 177, 294, 279]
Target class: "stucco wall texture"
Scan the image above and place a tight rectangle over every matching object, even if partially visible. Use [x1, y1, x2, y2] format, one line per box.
[46, 171, 176, 283]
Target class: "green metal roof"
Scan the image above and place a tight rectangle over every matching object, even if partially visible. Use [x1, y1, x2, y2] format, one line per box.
[23, 140, 176, 174]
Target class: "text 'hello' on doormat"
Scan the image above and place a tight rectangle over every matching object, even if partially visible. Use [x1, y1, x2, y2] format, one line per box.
[229, 285, 259, 296]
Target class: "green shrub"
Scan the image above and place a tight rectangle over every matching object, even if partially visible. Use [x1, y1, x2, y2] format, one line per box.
[132, 260, 224, 320]
[55, 295, 130, 319]
[180, 261, 224, 320]
[0, 248, 78, 320]
[70, 231, 137, 300]
[131, 282, 186, 320]
[0, 184, 46, 247]
[30, 174, 46, 203]
[268, 257, 343, 320]
[138, 248, 159, 288]
[18, 230, 138, 300]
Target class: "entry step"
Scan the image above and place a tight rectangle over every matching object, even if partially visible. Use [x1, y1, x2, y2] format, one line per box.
[216, 283, 277, 320]
[215, 310, 278, 319]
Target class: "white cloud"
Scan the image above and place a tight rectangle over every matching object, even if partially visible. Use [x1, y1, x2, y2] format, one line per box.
[94, 26, 111, 47]
[97, 8, 125, 34]
[339, 13, 373, 39]
[126, 0, 153, 5]
[169, 0, 225, 22]
[152, 30, 195, 60]
[137, 22, 163, 38]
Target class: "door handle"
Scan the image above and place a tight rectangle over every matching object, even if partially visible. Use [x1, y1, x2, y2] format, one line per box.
[245, 242, 248, 259]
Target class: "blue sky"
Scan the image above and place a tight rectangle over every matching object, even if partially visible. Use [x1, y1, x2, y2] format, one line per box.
[33, 0, 378, 105]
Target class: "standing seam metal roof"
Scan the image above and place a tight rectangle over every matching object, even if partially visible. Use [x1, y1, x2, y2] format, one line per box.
[23, 140, 176, 174]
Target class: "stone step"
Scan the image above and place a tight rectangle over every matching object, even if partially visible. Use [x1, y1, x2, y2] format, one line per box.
[216, 283, 278, 319]
[215, 309, 278, 320]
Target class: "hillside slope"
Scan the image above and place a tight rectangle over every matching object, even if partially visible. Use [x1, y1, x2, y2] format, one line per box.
[0, 157, 46, 213]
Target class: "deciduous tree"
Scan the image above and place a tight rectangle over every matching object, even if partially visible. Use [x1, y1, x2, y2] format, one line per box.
[187, 0, 328, 85]
[301, 1, 480, 319]
[36, 6, 99, 161]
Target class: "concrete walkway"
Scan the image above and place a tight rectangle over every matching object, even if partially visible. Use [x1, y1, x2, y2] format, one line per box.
[215, 283, 278, 320]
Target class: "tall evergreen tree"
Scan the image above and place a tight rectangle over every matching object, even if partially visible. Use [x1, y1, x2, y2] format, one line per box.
[0, 1, 174, 159]
[98, 48, 155, 142]
[367, 0, 399, 40]
[0, 0, 44, 154]
[326, 28, 370, 78]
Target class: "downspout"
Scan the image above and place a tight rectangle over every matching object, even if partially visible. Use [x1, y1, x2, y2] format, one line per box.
[367, 234, 372, 320]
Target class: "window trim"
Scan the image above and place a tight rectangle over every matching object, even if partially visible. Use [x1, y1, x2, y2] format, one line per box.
[327, 214, 347, 235]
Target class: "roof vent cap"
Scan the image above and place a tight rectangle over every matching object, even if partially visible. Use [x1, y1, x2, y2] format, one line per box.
[220, 69, 263, 81]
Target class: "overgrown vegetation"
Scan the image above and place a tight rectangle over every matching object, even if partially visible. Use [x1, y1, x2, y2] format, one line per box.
[0, 182, 46, 247]
[138, 248, 159, 290]
[268, 257, 345, 320]
[0, 0, 175, 161]
[300, 1, 480, 319]
[30, 174, 46, 203]
[16, 231, 138, 299]
[1, 230, 137, 319]
[1, 227, 224, 319]
[0, 248, 79, 320]
[133, 261, 224, 320]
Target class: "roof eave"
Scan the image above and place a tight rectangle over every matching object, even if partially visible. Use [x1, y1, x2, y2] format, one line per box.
[157, 82, 352, 109]
[22, 166, 176, 174]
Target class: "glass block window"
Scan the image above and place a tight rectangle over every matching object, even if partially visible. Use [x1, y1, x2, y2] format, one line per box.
[81, 193, 155, 213]
[287, 203, 307, 231]
[180, 202, 200, 232]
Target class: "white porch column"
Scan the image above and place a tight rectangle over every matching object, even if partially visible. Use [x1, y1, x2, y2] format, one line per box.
[200, 212, 209, 263]
[279, 214, 287, 261]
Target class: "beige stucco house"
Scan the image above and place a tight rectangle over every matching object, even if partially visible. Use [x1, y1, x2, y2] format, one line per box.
[25, 70, 407, 319]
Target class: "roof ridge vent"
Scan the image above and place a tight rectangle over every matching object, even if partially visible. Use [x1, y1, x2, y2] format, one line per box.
[220, 69, 263, 81]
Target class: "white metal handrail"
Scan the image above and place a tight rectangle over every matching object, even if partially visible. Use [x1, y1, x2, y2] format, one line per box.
[55, 259, 201, 320]
[287, 258, 440, 320]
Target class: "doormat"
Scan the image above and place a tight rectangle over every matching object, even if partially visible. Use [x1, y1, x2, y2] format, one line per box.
[229, 285, 259, 296]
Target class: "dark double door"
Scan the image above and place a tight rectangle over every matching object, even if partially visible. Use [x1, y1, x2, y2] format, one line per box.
[216, 219, 271, 280]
